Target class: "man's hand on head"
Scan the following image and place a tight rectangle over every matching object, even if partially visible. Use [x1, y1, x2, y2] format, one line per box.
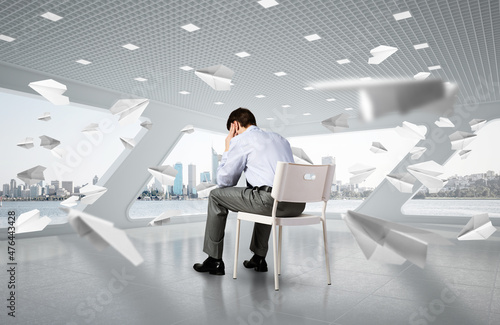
[225, 121, 238, 152]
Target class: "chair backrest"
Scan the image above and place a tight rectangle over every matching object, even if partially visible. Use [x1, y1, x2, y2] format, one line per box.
[271, 162, 336, 203]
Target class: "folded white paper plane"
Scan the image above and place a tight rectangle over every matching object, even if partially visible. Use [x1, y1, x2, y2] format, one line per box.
[459, 150, 471, 160]
[17, 165, 46, 185]
[349, 163, 376, 184]
[368, 45, 398, 64]
[29, 79, 69, 105]
[407, 160, 445, 193]
[434, 117, 455, 128]
[469, 119, 486, 132]
[60, 195, 80, 207]
[39, 135, 60, 150]
[148, 165, 178, 186]
[14, 209, 51, 234]
[386, 173, 417, 193]
[321, 113, 350, 133]
[17, 137, 35, 149]
[343, 210, 451, 268]
[449, 131, 477, 150]
[291, 147, 313, 164]
[410, 146, 427, 160]
[81, 123, 100, 134]
[195, 64, 234, 91]
[395, 121, 427, 140]
[140, 120, 153, 130]
[120, 137, 136, 149]
[196, 182, 217, 198]
[457, 213, 497, 240]
[79, 184, 107, 205]
[370, 142, 388, 154]
[181, 125, 195, 134]
[110, 98, 149, 126]
[38, 112, 51, 121]
[62, 207, 144, 266]
[414, 72, 431, 80]
[148, 210, 182, 227]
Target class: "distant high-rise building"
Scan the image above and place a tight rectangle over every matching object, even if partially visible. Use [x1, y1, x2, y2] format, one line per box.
[322, 156, 336, 184]
[51, 180, 60, 191]
[173, 162, 183, 195]
[212, 148, 219, 184]
[93, 175, 99, 185]
[188, 164, 196, 195]
[10, 179, 16, 197]
[3, 184, 9, 197]
[200, 171, 211, 183]
[30, 184, 41, 198]
[61, 181, 74, 194]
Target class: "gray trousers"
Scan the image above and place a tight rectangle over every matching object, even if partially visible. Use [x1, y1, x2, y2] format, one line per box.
[203, 187, 306, 259]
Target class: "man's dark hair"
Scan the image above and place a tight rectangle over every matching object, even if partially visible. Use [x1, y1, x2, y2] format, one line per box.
[226, 107, 257, 130]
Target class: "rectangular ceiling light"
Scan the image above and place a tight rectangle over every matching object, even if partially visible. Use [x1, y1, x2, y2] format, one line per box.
[326, 98, 336, 102]
[345, 107, 353, 111]
[181, 24, 200, 32]
[214, 102, 224, 105]
[303, 113, 311, 116]
[393, 11, 412, 21]
[303, 86, 314, 90]
[122, 43, 139, 50]
[134, 77, 147, 82]
[304, 34, 321, 41]
[41, 12, 63, 21]
[414, 43, 429, 50]
[258, 0, 279, 9]
[274, 71, 287, 76]
[428, 65, 442, 70]
[336, 59, 350, 64]
[180, 66, 193, 71]
[179, 91, 190, 95]
[266, 117, 275, 120]
[281, 105, 291, 108]
[235, 52, 250, 58]
[255, 95, 266, 98]
[76, 59, 91, 65]
[0, 35, 15, 42]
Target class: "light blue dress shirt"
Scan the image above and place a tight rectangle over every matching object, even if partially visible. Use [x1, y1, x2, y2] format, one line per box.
[217, 125, 294, 188]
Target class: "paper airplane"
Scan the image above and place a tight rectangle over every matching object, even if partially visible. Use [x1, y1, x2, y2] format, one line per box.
[120, 137, 136, 149]
[349, 163, 375, 184]
[414, 72, 431, 80]
[110, 98, 149, 126]
[79, 184, 107, 205]
[148, 165, 178, 186]
[39, 135, 60, 150]
[148, 210, 182, 227]
[14, 209, 51, 234]
[410, 147, 426, 160]
[62, 207, 143, 266]
[370, 142, 388, 154]
[196, 182, 217, 198]
[457, 213, 497, 241]
[17, 165, 46, 185]
[51, 147, 66, 159]
[386, 173, 417, 193]
[449, 131, 477, 150]
[321, 113, 350, 132]
[343, 210, 450, 268]
[194, 64, 234, 91]
[28, 79, 69, 105]
[407, 160, 445, 193]
[314, 79, 454, 122]
[60, 195, 80, 207]
[368, 45, 398, 64]
[38, 112, 51, 121]
[17, 137, 34, 149]
[181, 125, 195, 134]
[395, 121, 427, 140]
[291, 147, 313, 164]
[140, 120, 153, 130]
[469, 119, 486, 132]
[459, 150, 471, 160]
[81, 123, 100, 134]
[434, 117, 454, 128]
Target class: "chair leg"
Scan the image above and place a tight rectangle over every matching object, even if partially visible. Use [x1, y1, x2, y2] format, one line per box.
[321, 219, 331, 285]
[278, 225, 282, 275]
[272, 223, 279, 291]
[233, 219, 241, 279]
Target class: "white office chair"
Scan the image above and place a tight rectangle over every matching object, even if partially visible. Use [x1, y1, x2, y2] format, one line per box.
[233, 162, 335, 291]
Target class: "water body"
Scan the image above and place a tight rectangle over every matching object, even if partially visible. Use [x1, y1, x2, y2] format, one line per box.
[1, 199, 499, 228]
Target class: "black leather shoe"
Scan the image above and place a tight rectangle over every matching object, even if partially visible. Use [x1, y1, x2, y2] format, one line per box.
[243, 254, 268, 272]
[193, 257, 225, 275]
